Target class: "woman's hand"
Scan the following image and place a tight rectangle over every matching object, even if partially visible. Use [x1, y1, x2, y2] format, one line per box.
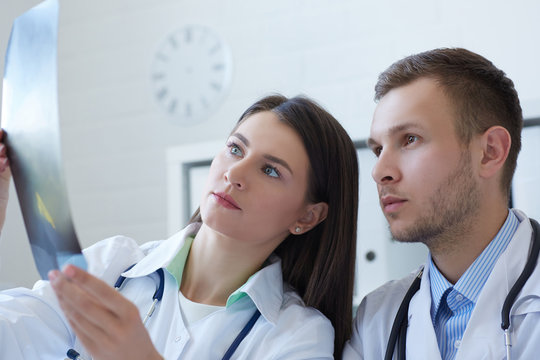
[0, 129, 11, 231]
[49, 265, 163, 360]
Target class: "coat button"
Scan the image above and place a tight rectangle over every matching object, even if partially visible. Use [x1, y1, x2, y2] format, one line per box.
[175, 336, 182, 342]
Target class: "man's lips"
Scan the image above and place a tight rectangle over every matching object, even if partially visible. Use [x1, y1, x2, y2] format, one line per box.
[380, 196, 407, 212]
[212, 192, 241, 210]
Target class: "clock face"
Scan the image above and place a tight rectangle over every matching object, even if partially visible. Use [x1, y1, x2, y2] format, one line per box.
[151, 25, 232, 125]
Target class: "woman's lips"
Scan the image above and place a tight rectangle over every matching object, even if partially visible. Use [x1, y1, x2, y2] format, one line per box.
[212, 192, 241, 210]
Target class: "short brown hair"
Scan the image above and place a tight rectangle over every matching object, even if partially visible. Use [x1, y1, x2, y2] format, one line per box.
[375, 48, 523, 197]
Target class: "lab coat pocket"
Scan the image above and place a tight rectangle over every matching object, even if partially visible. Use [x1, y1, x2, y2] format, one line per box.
[507, 296, 540, 360]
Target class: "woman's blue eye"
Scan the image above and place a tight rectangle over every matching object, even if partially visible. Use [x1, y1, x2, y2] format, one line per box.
[263, 165, 280, 178]
[229, 144, 243, 156]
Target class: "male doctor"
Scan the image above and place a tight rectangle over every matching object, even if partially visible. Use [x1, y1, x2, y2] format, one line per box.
[343, 48, 540, 359]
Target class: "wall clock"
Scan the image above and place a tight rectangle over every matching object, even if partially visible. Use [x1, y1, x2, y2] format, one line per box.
[151, 25, 232, 125]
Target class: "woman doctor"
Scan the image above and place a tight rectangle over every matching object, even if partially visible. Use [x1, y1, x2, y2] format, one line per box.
[0, 94, 358, 359]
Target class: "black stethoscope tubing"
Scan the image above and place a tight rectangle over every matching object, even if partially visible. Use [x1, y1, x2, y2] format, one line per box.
[67, 265, 260, 360]
[384, 218, 540, 360]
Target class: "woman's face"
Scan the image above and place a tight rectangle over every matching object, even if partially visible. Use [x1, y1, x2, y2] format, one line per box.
[200, 111, 312, 250]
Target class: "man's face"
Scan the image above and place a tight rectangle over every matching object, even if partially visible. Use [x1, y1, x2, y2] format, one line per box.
[368, 78, 480, 245]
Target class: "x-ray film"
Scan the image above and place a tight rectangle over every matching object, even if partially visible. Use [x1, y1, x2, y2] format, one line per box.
[1, 0, 87, 279]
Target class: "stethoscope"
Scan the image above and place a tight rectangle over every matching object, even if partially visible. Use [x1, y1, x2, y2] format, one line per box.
[66, 265, 261, 360]
[385, 218, 540, 360]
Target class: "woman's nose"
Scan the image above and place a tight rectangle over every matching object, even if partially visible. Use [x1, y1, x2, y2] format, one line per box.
[224, 161, 247, 190]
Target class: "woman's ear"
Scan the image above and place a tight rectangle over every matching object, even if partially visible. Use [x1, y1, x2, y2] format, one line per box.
[289, 202, 328, 235]
[478, 126, 511, 179]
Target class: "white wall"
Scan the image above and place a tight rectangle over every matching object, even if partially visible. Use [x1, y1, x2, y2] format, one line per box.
[1, 0, 540, 288]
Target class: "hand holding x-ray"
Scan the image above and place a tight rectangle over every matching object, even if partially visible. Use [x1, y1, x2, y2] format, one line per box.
[1, 0, 87, 279]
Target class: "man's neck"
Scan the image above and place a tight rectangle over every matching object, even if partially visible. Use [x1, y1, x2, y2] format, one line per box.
[430, 207, 509, 284]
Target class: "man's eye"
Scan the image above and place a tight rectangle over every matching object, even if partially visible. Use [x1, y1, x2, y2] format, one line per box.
[406, 135, 418, 145]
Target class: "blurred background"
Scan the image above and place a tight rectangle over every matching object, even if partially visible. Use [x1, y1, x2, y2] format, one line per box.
[1, 0, 539, 305]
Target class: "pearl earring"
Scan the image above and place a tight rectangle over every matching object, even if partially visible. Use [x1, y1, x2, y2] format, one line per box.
[295, 226, 301, 233]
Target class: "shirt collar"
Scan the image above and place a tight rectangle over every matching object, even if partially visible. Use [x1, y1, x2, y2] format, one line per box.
[429, 210, 520, 313]
[122, 222, 201, 278]
[227, 254, 284, 324]
[428, 256, 452, 317]
[123, 222, 284, 325]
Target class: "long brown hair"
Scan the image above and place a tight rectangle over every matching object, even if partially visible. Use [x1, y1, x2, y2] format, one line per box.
[191, 94, 358, 358]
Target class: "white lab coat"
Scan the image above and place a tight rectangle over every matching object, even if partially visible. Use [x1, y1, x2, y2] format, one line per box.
[343, 209, 540, 359]
[0, 223, 334, 359]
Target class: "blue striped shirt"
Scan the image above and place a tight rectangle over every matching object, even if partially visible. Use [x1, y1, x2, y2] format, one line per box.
[428, 210, 520, 360]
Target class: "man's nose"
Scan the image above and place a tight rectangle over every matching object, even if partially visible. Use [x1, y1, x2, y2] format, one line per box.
[371, 149, 401, 185]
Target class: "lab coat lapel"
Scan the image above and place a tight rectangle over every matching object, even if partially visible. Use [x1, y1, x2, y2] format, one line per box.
[454, 253, 509, 359]
[456, 211, 532, 359]
[406, 265, 442, 360]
